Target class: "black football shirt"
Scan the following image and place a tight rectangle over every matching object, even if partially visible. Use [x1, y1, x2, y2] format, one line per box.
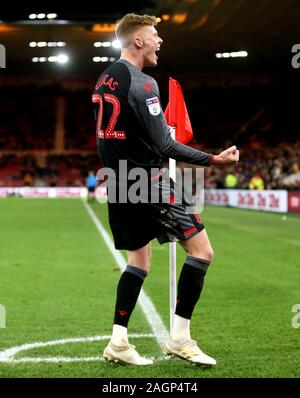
[92, 59, 211, 175]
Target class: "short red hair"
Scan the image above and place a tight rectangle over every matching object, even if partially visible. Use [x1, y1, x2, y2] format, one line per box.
[116, 13, 157, 48]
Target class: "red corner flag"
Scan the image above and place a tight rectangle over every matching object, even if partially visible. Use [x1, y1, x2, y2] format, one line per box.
[164, 77, 193, 144]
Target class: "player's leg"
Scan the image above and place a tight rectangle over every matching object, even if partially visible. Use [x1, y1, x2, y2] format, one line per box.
[112, 242, 152, 333]
[90, 187, 96, 202]
[87, 187, 93, 202]
[104, 242, 153, 365]
[175, 229, 213, 339]
[127, 241, 152, 273]
[179, 228, 214, 261]
[165, 229, 216, 365]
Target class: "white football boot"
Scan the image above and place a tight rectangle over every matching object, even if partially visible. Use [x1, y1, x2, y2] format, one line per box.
[164, 337, 216, 366]
[103, 341, 153, 366]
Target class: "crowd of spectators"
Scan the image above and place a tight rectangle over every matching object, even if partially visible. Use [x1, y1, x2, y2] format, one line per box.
[64, 90, 96, 150]
[0, 81, 299, 189]
[0, 154, 100, 187]
[0, 143, 299, 189]
[0, 85, 56, 150]
[204, 142, 300, 190]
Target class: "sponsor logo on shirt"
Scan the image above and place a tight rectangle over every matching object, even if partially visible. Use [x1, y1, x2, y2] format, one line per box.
[146, 97, 161, 116]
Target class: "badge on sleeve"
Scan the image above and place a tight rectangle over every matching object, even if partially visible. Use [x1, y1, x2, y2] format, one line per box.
[146, 97, 161, 116]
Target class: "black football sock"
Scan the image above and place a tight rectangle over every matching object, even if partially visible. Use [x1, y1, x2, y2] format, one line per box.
[113, 265, 147, 327]
[175, 256, 210, 320]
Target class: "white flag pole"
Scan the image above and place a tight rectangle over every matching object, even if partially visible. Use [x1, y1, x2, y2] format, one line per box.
[169, 126, 177, 333]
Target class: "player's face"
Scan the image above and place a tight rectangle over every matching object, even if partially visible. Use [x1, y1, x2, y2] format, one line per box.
[140, 25, 163, 67]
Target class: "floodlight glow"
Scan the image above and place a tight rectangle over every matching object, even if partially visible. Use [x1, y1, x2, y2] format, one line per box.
[47, 13, 57, 19]
[56, 54, 69, 64]
[29, 14, 37, 20]
[39, 57, 47, 62]
[37, 13, 46, 19]
[93, 56, 115, 63]
[32, 57, 39, 62]
[102, 42, 111, 47]
[112, 40, 121, 49]
[29, 42, 37, 47]
[57, 42, 66, 47]
[215, 50, 248, 59]
[230, 51, 248, 57]
[94, 42, 101, 47]
[37, 42, 47, 47]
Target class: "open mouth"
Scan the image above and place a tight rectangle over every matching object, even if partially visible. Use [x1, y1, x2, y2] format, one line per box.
[155, 47, 160, 59]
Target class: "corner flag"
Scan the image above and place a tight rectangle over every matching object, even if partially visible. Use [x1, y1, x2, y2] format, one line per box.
[164, 77, 194, 331]
[164, 77, 193, 144]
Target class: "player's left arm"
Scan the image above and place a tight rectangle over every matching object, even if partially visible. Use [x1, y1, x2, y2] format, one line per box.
[130, 78, 239, 167]
[129, 78, 212, 166]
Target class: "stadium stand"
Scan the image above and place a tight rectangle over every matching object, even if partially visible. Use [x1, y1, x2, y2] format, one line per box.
[0, 80, 299, 189]
[0, 85, 56, 150]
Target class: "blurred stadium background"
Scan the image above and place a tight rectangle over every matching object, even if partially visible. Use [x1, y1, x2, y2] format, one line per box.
[0, 0, 299, 378]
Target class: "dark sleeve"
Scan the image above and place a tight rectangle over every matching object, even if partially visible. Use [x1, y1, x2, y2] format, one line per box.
[128, 78, 211, 166]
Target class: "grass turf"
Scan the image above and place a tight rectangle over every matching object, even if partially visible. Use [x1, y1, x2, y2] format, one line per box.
[0, 198, 299, 378]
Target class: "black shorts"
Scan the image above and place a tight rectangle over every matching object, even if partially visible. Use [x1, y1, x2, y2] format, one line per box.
[107, 171, 205, 250]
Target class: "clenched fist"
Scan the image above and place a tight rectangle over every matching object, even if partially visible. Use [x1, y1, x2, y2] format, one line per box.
[211, 145, 239, 166]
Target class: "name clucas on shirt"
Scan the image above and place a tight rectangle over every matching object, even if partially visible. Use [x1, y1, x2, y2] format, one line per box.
[95, 73, 119, 91]
[95, 71, 153, 94]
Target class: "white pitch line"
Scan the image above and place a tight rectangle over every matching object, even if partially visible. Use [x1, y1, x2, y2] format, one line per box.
[0, 202, 169, 365]
[7, 355, 171, 364]
[7, 357, 103, 364]
[82, 200, 168, 347]
[0, 334, 157, 364]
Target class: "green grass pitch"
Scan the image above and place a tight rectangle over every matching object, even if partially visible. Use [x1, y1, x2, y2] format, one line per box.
[0, 198, 299, 378]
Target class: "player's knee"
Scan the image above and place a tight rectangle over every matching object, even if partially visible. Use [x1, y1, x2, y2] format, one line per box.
[148, 247, 152, 264]
[189, 246, 214, 263]
[140, 257, 151, 272]
[205, 246, 214, 262]
[127, 244, 152, 272]
[127, 255, 151, 272]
